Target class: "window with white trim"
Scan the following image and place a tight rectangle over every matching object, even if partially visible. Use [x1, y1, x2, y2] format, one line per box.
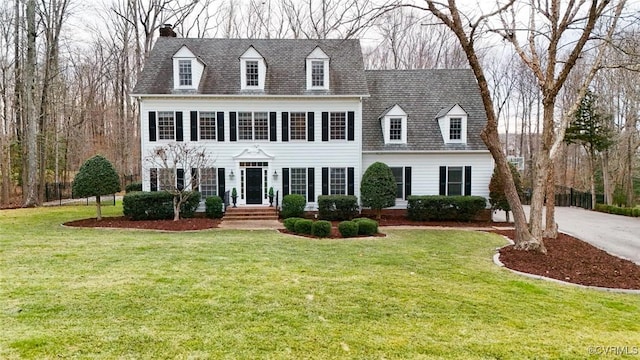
[178, 60, 192, 86]
[450, 118, 462, 140]
[290, 168, 307, 197]
[389, 118, 402, 141]
[246, 60, 259, 87]
[199, 168, 217, 198]
[311, 61, 325, 87]
[390, 167, 404, 199]
[330, 168, 346, 195]
[199, 112, 216, 140]
[447, 167, 463, 196]
[330, 112, 346, 140]
[306, 47, 329, 90]
[158, 111, 175, 140]
[240, 46, 266, 90]
[290, 112, 306, 140]
[238, 111, 268, 141]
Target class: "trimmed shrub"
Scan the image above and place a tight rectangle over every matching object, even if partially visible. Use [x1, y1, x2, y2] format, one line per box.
[281, 194, 306, 219]
[311, 220, 332, 238]
[179, 192, 201, 219]
[294, 219, 313, 235]
[283, 217, 301, 232]
[353, 217, 378, 235]
[125, 182, 142, 193]
[318, 195, 359, 221]
[123, 191, 174, 220]
[360, 162, 396, 219]
[594, 204, 640, 218]
[634, 208, 640, 217]
[407, 195, 487, 221]
[338, 220, 359, 238]
[205, 196, 224, 219]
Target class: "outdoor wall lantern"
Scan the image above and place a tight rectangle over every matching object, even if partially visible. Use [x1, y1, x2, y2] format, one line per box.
[229, 170, 235, 179]
[272, 170, 278, 179]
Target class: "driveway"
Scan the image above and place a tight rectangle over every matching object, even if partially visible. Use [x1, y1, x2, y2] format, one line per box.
[493, 205, 640, 265]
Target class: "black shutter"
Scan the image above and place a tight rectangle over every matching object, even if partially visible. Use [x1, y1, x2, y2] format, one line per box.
[322, 112, 329, 141]
[270, 112, 277, 142]
[404, 167, 412, 200]
[149, 112, 157, 142]
[150, 168, 158, 192]
[347, 111, 355, 141]
[347, 167, 355, 196]
[177, 168, 185, 190]
[191, 168, 199, 192]
[190, 111, 198, 141]
[281, 112, 289, 142]
[307, 112, 315, 141]
[217, 168, 225, 199]
[307, 168, 315, 202]
[321, 167, 329, 195]
[464, 166, 472, 196]
[217, 112, 225, 141]
[439, 166, 447, 196]
[282, 168, 289, 196]
[229, 112, 237, 142]
[176, 111, 183, 141]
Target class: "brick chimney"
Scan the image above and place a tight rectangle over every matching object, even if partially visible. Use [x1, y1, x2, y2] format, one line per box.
[159, 24, 177, 37]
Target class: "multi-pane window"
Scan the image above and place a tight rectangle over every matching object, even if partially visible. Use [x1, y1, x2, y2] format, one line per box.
[390, 118, 402, 141]
[290, 168, 307, 197]
[450, 118, 462, 140]
[158, 168, 174, 191]
[200, 168, 217, 198]
[199, 112, 216, 140]
[290, 112, 306, 140]
[178, 60, 192, 86]
[391, 167, 404, 199]
[246, 60, 259, 87]
[330, 168, 346, 195]
[447, 167, 463, 196]
[158, 111, 175, 140]
[238, 112, 268, 141]
[330, 112, 346, 140]
[311, 60, 324, 87]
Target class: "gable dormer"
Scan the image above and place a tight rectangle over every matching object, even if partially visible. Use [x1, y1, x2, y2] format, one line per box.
[240, 46, 266, 91]
[306, 47, 329, 90]
[379, 104, 407, 144]
[436, 104, 468, 144]
[172, 45, 204, 90]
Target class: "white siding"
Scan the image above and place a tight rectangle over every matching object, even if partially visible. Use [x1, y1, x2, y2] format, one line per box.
[362, 152, 493, 208]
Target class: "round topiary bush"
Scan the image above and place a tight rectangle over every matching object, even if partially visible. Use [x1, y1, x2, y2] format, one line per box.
[294, 219, 313, 235]
[338, 220, 359, 238]
[353, 218, 378, 235]
[283, 217, 301, 232]
[311, 220, 332, 238]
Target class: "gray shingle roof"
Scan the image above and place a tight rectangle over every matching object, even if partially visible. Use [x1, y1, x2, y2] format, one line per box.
[132, 38, 369, 96]
[363, 69, 488, 151]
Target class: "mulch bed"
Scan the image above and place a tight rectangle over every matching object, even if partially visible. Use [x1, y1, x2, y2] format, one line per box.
[62, 215, 640, 290]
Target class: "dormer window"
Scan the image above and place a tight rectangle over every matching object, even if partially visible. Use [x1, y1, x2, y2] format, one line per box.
[306, 47, 329, 90]
[437, 104, 468, 144]
[172, 45, 204, 90]
[240, 46, 266, 91]
[379, 104, 407, 144]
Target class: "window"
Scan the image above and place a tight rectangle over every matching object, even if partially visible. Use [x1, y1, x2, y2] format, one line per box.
[178, 60, 192, 86]
[330, 112, 346, 140]
[389, 118, 402, 141]
[238, 112, 268, 141]
[246, 60, 259, 87]
[447, 167, 463, 196]
[311, 61, 324, 87]
[290, 112, 306, 140]
[199, 112, 216, 140]
[290, 168, 307, 198]
[158, 168, 174, 191]
[330, 168, 346, 195]
[158, 111, 175, 140]
[391, 167, 404, 199]
[450, 118, 462, 140]
[200, 168, 217, 198]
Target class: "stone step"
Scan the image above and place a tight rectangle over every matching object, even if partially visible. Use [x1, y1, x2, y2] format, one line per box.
[224, 206, 278, 220]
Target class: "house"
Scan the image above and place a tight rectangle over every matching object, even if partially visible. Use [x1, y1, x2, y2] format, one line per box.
[131, 28, 493, 210]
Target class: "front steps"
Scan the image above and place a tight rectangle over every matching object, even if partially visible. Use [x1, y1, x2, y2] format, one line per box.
[223, 206, 279, 221]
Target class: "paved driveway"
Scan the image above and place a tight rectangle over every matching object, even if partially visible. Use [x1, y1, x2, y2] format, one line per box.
[493, 206, 640, 264]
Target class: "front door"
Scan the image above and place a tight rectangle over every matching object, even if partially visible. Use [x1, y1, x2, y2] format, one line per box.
[246, 168, 263, 204]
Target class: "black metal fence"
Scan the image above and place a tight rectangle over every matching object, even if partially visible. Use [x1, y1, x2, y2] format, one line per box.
[44, 174, 139, 204]
[522, 186, 604, 210]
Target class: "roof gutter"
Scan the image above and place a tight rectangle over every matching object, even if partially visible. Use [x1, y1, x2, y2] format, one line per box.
[362, 150, 491, 154]
[129, 93, 370, 99]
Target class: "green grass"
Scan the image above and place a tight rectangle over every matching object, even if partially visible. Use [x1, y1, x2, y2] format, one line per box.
[1, 205, 639, 359]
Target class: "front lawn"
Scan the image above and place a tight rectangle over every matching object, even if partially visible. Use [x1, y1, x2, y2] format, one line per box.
[1, 205, 639, 359]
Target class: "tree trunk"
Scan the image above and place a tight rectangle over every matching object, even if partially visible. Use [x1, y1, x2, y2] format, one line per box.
[543, 159, 558, 238]
[173, 196, 180, 221]
[601, 149, 611, 206]
[589, 151, 596, 210]
[23, 0, 38, 207]
[96, 195, 102, 221]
